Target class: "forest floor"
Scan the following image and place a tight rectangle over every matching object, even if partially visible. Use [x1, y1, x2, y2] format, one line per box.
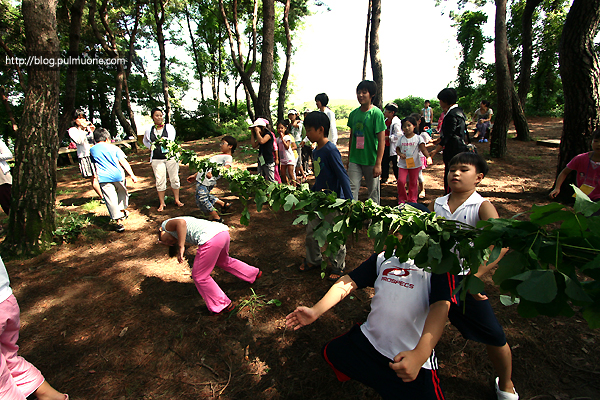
[3, 117, 600, 400]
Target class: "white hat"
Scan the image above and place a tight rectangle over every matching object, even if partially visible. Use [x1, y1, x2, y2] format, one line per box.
[249, 118, 268, 128]
[287, 109, 298, 115]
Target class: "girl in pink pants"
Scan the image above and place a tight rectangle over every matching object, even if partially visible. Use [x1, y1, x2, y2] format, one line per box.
[0, 257, 68, 400]
[158, 217, 261, 314]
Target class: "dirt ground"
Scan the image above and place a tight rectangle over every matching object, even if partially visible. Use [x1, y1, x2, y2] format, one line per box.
[3, 117, 600, 400]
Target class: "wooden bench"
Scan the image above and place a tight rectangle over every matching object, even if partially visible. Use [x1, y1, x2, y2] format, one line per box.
[59, 138, 139, 165]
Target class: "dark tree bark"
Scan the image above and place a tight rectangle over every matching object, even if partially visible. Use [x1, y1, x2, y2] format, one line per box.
[185, 3, 205, 102]
[362, 0, 371, 81]
[153, 0, 170, 124]
[518, 0, 543, 107]
[369, 0, 383, 110]
[5, 0, 60, 254]
[256, 0, 275, 120]
[58, 0, 86, 143]
[277, 0, 292, 122]
[219, 0, 259, 115]
[490, 0, 511, 158]
[508, 45, 531, 141]
[89, 0, 135, 137]
[123, 3, 141, 136]
[554, 0, 600, 201]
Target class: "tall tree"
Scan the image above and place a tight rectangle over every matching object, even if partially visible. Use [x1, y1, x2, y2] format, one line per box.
[220, 0, 259, 120]
[517, 0, 542, 106]
[276, 0, 291, 122]
[362, 0, 371, 81]
[369, 0, 382, 109]
[256, 0, 275, 119]
[58, 0, 86, 142]
[152, 0, 170, 123]
[490, 0, 511, 157]
[88, 0, 135, 137]
[555, 0, 600, 200]
[5, 0, 60, 254]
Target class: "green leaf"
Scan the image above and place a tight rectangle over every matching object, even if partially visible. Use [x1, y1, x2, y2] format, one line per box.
[408, 231, 429, 259]
[283, 193, 299, 211]
[499, 295, 520, 306]
[582, 307, 600, 329]
[240, 208, 251, 226]
[493, 252, 527, 286]
[255, 189, 268, 211]
[562, 273, 593, 303]
[464, 275, 485, 297]
[293, 214, 309, 225]
[515, 270, 557, 303]
[266, 299, 282, 306]
[573, 185, 600, 216]
[367, 219, 384, 238]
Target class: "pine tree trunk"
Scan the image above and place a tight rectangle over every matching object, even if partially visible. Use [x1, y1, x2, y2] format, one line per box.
[490, 0, 511, 158]
[5, 0, 60, 255]
[153, 0, 170, 124]
[369, 0, 383, 110]
[508, 45, 530, 141]
[362, 0, 371, 81]
[277, 0, 292, 122]
[58, 0, 86, 143]
[256, 0, 274, 120]
[555, 0, 600, 201]
[518, 0, 543, 107]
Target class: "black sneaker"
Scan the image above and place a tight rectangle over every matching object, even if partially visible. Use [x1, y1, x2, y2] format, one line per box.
[115, 224, 125, 232]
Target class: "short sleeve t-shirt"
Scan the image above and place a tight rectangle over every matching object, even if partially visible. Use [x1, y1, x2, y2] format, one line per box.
[277, 135, 295, 165]
[396, 134, 424, 169]
[567, 152, 600, 201]
[347, 106, 386, 166]
[89, 142, 125, 183]
[198, 154, 233, 187]
[348, 253, 450, 368]
[161, 217, 229, 246]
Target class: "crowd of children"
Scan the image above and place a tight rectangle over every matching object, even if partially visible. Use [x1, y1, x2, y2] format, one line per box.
[9, 79, 600, 399]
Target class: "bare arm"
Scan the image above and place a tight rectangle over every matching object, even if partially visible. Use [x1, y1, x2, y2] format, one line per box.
[164, 218, 188, 263]
[286, 275, 357, 330]
[118, 157, 138, 183]
[389, 300, 450, 382]
[429, 144, 443, 158]
[473, 200, 508, 284]
[373, 130, 385, 178]
[549, 167, 573, 198]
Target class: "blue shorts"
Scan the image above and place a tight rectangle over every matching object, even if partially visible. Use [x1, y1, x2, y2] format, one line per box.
[195, 183, 217, 212]
[434, 273, 507, 347]
[322, 324, 445, 400]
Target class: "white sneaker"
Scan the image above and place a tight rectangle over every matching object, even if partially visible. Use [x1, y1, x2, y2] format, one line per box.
[495, 377, 519, 400]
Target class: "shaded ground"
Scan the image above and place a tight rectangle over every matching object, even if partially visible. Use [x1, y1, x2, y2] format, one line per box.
[3, 117, 600, 400]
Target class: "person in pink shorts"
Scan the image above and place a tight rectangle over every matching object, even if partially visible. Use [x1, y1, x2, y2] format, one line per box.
[0, 256, 68, 400]
[157, 217, 262, 314]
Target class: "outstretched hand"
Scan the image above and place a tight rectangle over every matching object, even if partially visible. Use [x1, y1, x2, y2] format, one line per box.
[286, 306, 318, 330]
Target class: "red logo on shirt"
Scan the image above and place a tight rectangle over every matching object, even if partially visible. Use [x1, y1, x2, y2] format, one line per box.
[381, 267, 416, 289]
[382, 267, 414, 277]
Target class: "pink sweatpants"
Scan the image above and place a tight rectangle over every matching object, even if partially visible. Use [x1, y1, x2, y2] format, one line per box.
[0, 295, 44, 399]
[193, 231, 260, 313]
[397, 167, 420, 203]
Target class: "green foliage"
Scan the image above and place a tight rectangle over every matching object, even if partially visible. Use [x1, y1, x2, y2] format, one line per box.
[54, 211, 90, 243]
[81, 200, 102, 211]
[391, 96, 442, 122]
[159, 138, 600, 327]
[230, 288, 282, 318]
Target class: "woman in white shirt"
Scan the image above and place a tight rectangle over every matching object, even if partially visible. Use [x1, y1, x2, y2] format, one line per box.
[143, 108, 184, 211]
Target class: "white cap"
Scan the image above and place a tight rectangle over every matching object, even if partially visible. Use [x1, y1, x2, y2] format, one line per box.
[249, 118, 268, 128]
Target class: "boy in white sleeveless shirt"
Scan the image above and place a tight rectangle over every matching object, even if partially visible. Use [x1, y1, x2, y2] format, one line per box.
[428, 152, 518, 400]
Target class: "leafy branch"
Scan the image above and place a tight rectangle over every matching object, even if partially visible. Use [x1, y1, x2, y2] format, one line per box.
[156, 138, 600, 328]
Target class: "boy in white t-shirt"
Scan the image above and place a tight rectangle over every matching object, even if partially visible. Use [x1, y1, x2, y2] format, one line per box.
[287, 217, 450, 400]
[187, 136, 237, 223]
[428, 152, 518, 400]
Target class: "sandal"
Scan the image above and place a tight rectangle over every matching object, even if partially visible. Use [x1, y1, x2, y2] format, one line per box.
[221, 202, 232, 212]
[298, 259, 318, 272]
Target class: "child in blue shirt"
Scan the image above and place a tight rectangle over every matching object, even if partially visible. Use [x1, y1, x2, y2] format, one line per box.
[90, 128, 138, 232]
[299, 111, 352, 281]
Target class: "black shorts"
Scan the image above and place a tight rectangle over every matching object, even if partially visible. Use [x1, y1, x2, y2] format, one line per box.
[322, 324, 445, 400]
[436, 273, 507, 347]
